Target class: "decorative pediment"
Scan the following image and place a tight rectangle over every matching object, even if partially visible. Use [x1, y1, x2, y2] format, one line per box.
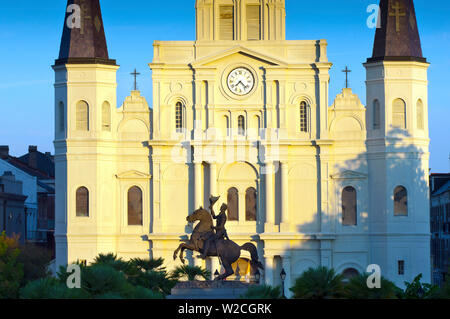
[190, 46, 288, 68]
[331, 170, 367, 180]
[115, 170, 152, 180]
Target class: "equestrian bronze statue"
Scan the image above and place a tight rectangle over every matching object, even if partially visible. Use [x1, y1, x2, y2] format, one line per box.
[173, 196, 264, 281]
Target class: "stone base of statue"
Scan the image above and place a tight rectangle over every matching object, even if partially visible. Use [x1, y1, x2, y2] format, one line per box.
[167, 281, 255, 299]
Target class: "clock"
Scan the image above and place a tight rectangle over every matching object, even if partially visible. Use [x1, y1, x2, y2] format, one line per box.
[227, 67, 255, 96]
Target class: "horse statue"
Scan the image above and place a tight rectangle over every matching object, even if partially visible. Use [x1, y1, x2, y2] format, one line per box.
[173, 206, 264, 281]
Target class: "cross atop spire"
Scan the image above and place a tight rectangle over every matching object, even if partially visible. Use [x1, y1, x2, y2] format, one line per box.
[342, 66, 352, 88]
[131, 69, 140, 91]
[368, 0, 426, 63]
[56, 0, 116, 66]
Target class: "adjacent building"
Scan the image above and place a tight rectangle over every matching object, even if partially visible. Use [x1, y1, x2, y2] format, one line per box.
[430, 173, 450, 286]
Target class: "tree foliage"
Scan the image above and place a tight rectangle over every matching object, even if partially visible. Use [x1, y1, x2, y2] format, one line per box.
[343, 273, 401, 299]
[171, 265, 211, 281]
[0, 232, 24, 299]
[240, 284, 281, 299]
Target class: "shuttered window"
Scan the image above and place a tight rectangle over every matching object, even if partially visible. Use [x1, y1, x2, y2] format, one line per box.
[102, 102, 111, 131]
[300, 101, 308, 132]
[342, 186, 357, 226]
[76, 101, 89, 131]
[227, 187, 239, 221]
[392, 99, 406, 129]
[417, 99, 424, 130]
[128, 186, 143, 225]
[247, 5, 261, 40]
[76, 187, 89, 217]
[245, 187, 257, 221]
[373, 100, 381, 130]
[220, 6, 234, 40]
[59, 102, 65, 132]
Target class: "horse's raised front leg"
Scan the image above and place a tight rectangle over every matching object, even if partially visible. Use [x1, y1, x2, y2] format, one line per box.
[178, 242, 197, 265]
[173, 243, 183, 261]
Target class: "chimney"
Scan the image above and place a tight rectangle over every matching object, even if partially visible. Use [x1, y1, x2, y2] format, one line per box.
[0, 146, 9, 159]
[28, 145, 38, 169]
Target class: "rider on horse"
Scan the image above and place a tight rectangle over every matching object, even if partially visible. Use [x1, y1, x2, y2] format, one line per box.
[199, 197, 229, 259]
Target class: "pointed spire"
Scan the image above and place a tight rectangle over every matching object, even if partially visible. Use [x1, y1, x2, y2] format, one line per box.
[55, 0, 116, 65]
[368, 0, 426, 63]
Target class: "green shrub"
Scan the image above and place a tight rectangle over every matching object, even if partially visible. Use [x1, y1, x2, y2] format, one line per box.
[290, 266, 344, 299]
[0, 232, 24, 299]
[343, 273, 401, 299]
[171, 265, 211, 281]
[20, 277, 88, 299]
[240, 285, 281, 299]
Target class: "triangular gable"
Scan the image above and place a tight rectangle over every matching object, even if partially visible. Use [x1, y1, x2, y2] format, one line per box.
[331, 170, 367, 180]
[190, 46, 288, 67]
[115, 170, 152, 180]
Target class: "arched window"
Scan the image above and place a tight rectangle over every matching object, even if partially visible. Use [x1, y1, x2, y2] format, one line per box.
[245, 187, 257, 221]
[227, 187, 239, 221]
[394, 186, 408, 216]
[76, 101, 89, 131]
[392, 99, 406, 129]
[300, 101, 308, 132]
[175, 102, 184, 133]
[59, 102, 65, 132]
[102, 102, 111, 131]
[128, 186, 143, 225]
[373, 99, 381, 130]
[238, 115, 246, 135]
[342, 186, 357, 226]
[417, 99, 424, 130]
[342, 268, 359, 282]
[76, 187, 89, 217]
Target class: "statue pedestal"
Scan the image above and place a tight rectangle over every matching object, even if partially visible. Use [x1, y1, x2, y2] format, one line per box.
[168, 281, 255, 299]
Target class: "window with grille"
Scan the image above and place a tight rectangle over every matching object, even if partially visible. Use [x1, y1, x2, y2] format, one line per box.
[247, 5, 261, 40]
[220, 6, 234, 40]
[392, 99, 406, 129]
[398, 260, 405, 275]
[300, 101, 308, 132]
[176, 102, 183, 132]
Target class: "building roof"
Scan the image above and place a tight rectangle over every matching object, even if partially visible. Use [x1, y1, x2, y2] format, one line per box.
[55, 0, 116, 66]
[368, 0, 425, 63]
[18, 152, 54, 178]
[0, 146, 54, 180]
[433, 180, 450, 196]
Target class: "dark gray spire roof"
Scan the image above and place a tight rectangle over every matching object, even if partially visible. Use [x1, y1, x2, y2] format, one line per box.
[55, 0, 116, 66]
[368, 0, 426, 63]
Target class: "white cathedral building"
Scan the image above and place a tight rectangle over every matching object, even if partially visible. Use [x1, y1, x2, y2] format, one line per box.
[54, 0, 431, 294]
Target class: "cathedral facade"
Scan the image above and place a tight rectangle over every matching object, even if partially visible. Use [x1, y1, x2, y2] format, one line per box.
[54, 0, 431, 293]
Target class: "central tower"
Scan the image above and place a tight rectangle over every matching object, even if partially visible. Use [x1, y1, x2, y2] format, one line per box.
[195, 0, 286, 41]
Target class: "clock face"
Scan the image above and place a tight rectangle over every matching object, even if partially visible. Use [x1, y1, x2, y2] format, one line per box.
[227, 68, 255, 96]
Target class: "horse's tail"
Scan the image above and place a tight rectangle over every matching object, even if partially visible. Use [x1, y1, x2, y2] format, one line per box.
[241, 243, 264, 270]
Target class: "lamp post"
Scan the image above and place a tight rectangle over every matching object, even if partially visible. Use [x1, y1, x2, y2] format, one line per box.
[214, 270, 219, 280]
[254, 269, 261, 284]
[280, 268, 286, 299]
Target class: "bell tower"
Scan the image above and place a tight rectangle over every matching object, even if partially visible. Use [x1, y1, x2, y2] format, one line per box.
[365, 0, 431, 286]
[53, 0, 119, 268]
[195, 0, 286, 41]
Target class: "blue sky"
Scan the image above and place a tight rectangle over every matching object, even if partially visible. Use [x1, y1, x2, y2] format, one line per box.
[0, 0, 448, 172]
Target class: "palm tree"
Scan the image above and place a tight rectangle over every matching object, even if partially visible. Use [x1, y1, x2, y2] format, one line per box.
[290, 266, 344, 299]
[343, 273, 401, 299]
[240, 285, 281, 299]
[171, 265, 211, 281]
